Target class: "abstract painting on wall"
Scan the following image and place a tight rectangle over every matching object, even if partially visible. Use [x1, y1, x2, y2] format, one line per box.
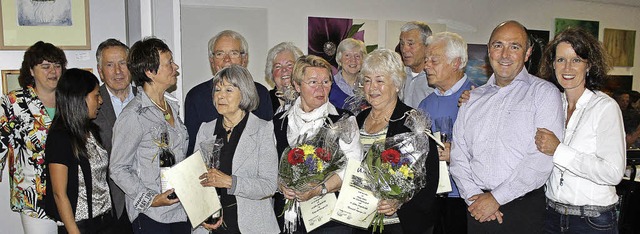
[526, 29, 550, 77]
[466, 44, 492, 86]
[555, 18, 599, 38]
[604, 28, 636, 67]
[308, 16, 378, 73]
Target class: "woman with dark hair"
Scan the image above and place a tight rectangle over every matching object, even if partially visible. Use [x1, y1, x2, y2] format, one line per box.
[535, 27, 625, 233]
[44, 69, 114, 233]
[109, 37, 189, 233]
[0, 41, 66, 233]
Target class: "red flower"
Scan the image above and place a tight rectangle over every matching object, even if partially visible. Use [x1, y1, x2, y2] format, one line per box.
[287, 148, 305, 165]
[381, 149, 400, 164]
[315, 147, 331, 162]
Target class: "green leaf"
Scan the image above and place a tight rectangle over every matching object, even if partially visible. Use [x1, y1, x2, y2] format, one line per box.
[346, 23, 364, 38]
[366, 45, 378, 53]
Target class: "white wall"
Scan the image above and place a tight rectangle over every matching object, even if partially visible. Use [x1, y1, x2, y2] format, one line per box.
[181, 0, 640, 92]
[0, 0, 127, 232]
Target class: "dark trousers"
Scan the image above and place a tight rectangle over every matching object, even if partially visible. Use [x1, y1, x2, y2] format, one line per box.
[131, 214, 190, 234]
[352, 223, 404, 234]
[543, 205, 618, 234]
[112, 207, 134, 234]
[58, 211, 116, 234]
[467, 187, 545, 234]
[433, 196, 467, 234]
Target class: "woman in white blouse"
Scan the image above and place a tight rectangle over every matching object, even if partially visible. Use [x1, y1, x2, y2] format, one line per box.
[535, 27, 625, 233]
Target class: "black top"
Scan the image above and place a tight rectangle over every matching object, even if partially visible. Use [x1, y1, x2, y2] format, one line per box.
[269, 89, 281, 114]
[356, 100, 440, 233]
[211, 113, 249, 234]
[43, 128, 94, 222]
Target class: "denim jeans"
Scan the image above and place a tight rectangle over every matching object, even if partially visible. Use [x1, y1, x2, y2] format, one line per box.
[544, 205, 618, 234]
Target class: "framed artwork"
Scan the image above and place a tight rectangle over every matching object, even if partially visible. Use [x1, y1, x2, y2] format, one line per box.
[555, 18, 599, 38]
[466, 44, 492, 86]
[604, 28, 636, 67]
[308, 16, 378, 73]
[1, 70, 20, 94]
[0, 0, 91, 50]
[526, 30, 550, 77]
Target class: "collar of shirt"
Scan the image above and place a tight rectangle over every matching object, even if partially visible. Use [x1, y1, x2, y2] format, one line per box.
[434, 74, 468, 96]
[333, 70, 355, 96]
[486, 67, 533, 88]
[405, 66, 425, 80]
[106, 84, 135, 117]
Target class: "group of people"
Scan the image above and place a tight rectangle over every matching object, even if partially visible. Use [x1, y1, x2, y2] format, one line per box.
[0, 18, 626, 234]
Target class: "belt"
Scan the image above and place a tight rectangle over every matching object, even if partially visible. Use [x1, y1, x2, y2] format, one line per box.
[546, 200, 615, 218]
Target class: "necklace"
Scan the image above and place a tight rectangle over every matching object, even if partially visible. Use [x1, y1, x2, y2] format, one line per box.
[149, 97, 171, 121]
[222, 112, 245, 136]
[368, 107, 393, 122]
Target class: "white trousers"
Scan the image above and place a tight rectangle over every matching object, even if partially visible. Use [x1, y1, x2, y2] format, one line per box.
[20, 213, 58, 234]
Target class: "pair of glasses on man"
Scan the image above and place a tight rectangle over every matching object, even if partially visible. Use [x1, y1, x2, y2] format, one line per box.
[212, 50, 245, 59]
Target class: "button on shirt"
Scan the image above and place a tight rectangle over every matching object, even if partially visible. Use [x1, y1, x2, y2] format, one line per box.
[402, 67, 434, 108]
[106, 85, 135, 117]
[450, 68, 564, 206]
[546, 90, 625, 207]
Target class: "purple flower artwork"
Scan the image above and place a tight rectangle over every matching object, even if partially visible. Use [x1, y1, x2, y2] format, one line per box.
[308, 17, 375, 73]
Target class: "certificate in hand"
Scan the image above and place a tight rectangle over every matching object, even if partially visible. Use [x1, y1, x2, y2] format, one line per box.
[430, 132, 453, 194]
[165, 151, 221, 228]
[299, 192, 337, 232]
[331, 159, 379, 229]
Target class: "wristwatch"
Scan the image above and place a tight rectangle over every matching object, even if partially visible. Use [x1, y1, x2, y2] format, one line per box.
[321, 183, 328, 195]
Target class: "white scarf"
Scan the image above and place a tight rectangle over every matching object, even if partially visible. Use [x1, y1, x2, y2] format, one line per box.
[284, 97, 337, 146]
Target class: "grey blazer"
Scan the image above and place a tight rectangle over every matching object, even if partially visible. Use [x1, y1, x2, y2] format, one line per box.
[93, 84, 133, 218]
[110, 88, 188, 223]
[194, 113, 280, 234]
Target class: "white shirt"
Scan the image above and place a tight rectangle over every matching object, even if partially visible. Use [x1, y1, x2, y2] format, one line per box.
[402, 67, 434, 108]
[106, 85, 135, 117]
[545, 90, 626, 207]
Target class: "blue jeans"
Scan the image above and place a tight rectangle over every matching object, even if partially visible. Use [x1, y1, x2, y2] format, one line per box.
[544, 205, 618, 234]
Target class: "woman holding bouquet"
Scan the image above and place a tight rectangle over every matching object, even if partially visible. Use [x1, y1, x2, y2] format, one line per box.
[194, 65, 279, 233]
[110, 38, 190, 234]
[274, 55, 363, 233]
[355, 49, 439, 234]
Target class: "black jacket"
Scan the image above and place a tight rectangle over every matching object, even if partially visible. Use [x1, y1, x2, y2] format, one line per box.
[356, 100, 439, 232]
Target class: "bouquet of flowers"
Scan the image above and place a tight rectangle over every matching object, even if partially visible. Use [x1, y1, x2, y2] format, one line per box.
[199, 138, 224, 225]
[363, 110, 431, 232]
[278, 116, 357, 233]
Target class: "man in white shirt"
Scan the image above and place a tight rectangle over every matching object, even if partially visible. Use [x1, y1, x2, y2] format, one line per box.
[399, 21, 435, 108]
[93, 38, 135, 234]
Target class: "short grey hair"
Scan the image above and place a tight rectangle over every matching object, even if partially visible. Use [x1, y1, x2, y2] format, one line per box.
[212, 65, 259, 112]
[96, 38, 129, 66]
[400, 21, 433, 44]
[359, 49, 406, 99]
[264, 42, 304, 84]
[426, 32, 468, 71]
[208, 30, 249, 58]
[335, 38, 367, 67]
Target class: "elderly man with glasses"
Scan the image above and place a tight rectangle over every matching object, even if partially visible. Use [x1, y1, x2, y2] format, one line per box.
[184, 30, 274, 155]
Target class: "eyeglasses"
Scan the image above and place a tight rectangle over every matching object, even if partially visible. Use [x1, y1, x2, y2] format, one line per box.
[213, 50, 244, 59]
[301, 79, 332, 89]
[554, 57, 586, 67]
[37, 63, 62, 70]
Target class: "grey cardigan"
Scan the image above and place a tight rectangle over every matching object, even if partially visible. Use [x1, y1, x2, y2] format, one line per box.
[194, 113, 280, 234]
[110, 87, 188, 223]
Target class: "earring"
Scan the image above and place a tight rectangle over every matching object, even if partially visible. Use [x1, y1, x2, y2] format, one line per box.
[587, 70, 590, 77]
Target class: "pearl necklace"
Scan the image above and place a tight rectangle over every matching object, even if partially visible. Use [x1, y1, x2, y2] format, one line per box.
[149, 97, 171, 121]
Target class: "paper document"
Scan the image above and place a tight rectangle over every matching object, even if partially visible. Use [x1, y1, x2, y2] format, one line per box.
[165, 151, 221, 228]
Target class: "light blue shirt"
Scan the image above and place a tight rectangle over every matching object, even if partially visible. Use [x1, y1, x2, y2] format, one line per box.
[106, 85, 135, 117]
[450, 68, 564, 206]
[333, 70, 355, 96]
[434, 74, 469, 97]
